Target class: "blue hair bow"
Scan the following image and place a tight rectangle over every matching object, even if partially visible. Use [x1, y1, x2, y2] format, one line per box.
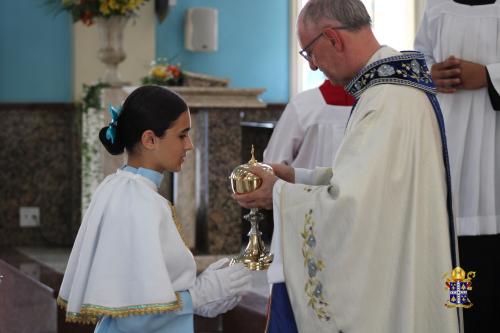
[106, 105, 122, 144]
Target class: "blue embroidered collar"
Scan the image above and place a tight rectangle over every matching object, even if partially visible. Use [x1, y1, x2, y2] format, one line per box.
[345, 51, 436, 100]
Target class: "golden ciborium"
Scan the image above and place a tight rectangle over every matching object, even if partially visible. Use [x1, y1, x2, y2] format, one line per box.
[229, 145, 274, 270]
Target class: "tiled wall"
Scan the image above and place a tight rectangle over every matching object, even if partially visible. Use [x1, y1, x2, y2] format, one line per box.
[0, 104, 81, 246]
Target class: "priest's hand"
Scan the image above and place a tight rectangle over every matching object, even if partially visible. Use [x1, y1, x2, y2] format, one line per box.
[431, 56, 461, 93]
[457, 59, 487, 90]
[270, 163, 295, 183]
[233, 165, 278, 210]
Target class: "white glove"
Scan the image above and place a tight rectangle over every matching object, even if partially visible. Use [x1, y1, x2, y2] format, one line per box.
[189, 258, 252, 316]
[194, 295, 241, 318]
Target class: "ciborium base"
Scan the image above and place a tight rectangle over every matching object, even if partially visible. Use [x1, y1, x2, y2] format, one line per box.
[230, 237, 274, 271]
[230, 256, 273, 271]
[230, 208, 273, 271]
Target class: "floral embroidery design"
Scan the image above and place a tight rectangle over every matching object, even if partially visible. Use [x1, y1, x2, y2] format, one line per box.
[377, 64, 395, 77]
[345, 51, 435, 100]
[301, 209, 331, 321]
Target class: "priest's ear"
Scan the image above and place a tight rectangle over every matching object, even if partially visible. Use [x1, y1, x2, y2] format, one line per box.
[323, 27, 342, 50]
[140, 130, 158, 150]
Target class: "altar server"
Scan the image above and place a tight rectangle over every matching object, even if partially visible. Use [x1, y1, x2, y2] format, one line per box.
[58, 85, 251, 332]
[235, 1, 459, 332]
[415, 0, 500, 331]
[263, 80, 354, 169]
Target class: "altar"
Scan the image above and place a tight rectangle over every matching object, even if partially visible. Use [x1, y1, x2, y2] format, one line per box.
[84, 85, 272, 254]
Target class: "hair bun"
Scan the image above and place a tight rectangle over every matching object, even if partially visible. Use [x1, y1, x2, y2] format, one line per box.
[99, 126, 125, 155]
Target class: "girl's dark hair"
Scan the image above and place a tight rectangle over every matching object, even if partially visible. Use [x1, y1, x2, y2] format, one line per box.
[99, 85, 188, 155]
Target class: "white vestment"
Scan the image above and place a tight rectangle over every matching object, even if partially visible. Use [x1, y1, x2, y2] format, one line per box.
[263, 83, 352, 169]
[415, 0, 500, 236]
[58, 170, 196, 324]
[271, 47, 459, 333]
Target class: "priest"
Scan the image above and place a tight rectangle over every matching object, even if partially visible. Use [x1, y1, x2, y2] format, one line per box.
[235, 0, 460, 332]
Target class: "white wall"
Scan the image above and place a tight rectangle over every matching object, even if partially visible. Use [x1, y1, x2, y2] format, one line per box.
[73, 2, 155, 99]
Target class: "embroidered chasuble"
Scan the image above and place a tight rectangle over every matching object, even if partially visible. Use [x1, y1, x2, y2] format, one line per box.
[272, 47, 459, 333]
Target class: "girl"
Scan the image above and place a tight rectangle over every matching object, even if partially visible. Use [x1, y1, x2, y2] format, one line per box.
[57, 85, 251, 332]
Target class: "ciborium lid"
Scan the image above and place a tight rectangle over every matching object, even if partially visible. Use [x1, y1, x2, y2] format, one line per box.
[229, 145, 273, 194]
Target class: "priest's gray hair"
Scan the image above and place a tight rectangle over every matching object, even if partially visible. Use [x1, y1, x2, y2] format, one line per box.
[301, 0, 372, 31]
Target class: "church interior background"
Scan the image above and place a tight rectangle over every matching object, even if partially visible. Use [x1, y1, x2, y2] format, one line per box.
[0, 0, 427, 332]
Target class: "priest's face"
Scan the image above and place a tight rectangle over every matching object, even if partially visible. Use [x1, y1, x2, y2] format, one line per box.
[154, 110, 194, 172]
[298, 21, 347, 85]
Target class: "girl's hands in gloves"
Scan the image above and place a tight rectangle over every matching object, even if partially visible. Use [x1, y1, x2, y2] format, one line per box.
[189, 258, 252, 317]
[194, 295, 242, 318]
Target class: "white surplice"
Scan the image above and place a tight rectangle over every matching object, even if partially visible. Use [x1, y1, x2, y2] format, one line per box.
[58, 170, 196, 324]
[263, 86, 351, 169]
[415, 0, 500, 236]
[270, 47, 459, 332]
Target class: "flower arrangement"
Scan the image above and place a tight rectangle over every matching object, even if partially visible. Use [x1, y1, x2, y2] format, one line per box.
[141, 58, 185, 86]
[45, 0, 149, 26]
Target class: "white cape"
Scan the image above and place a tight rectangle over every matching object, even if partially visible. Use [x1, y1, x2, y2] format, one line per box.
[58, 170, 196, 324]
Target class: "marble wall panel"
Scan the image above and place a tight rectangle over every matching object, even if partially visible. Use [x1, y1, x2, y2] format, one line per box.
[0, 104, 81, 246]
[200, 107, 283, 254]
[0, 101, 284, 252]
[205, 109, 243, 254]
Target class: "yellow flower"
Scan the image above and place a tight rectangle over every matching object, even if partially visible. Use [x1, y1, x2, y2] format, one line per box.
[108, 0, 119, 11]
[126, 1, 136, 11]
[152, 66, 168, 79]
[99, 2, 111, 16]
[125, 0, 141, 11]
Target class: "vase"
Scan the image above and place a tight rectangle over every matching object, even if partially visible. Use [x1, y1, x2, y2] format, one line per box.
[95, 16, 129, 86]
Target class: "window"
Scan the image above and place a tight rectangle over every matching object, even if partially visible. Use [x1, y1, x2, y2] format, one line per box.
[291, 0, 426, 96]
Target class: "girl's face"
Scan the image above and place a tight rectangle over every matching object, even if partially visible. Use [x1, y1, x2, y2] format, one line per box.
[153, 110, 194, 172]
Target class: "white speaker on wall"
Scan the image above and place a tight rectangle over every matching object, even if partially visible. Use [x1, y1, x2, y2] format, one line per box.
[185, 7, 218, 52]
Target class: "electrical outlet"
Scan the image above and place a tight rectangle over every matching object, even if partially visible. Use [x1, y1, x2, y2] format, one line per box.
[19, 207, 40, 227]
[19, 262, 41, 281]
